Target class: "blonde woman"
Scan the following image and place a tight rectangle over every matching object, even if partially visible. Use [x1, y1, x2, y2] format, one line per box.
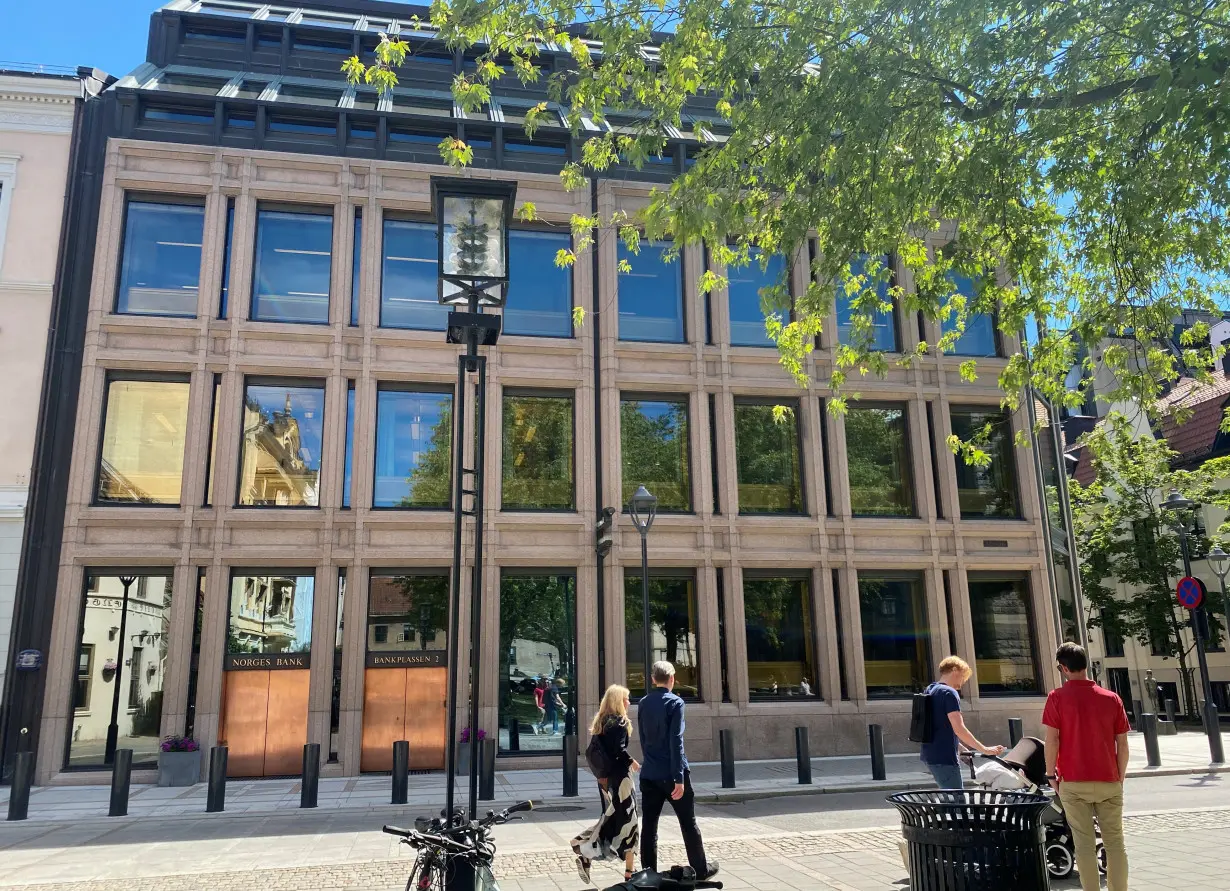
[571, 684, 641, 885]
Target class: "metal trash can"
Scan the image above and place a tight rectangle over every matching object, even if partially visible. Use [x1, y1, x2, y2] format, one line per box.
[888, 790, 1051, 890]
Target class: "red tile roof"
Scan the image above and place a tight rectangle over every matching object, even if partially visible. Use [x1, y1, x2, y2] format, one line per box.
[1156, 374, 1230, 467]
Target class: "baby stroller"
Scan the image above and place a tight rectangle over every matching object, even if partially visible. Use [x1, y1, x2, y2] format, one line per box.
[966, 736, 1106, 881]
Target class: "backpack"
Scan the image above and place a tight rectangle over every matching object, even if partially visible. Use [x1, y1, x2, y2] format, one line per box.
[586, 732, 614, 779]
[908, 684, 935, 744]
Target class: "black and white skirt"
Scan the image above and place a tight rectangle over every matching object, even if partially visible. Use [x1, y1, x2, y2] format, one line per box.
[571, 771, 640, 862]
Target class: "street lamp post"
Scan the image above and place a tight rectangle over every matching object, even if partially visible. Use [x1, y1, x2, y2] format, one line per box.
[629, 486, 658, 696]
[432, 177, 517, 837]
[104, 575, 137, 766]
[1160, 490, 1225, 763]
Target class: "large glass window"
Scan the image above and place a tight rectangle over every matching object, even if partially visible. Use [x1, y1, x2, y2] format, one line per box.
[342, 383, 355, 508]
[728, 252, 787, 347]
[219, 199, 234, 319]
[96, 378, 191, 505]
[743, 575, 818, 699]
[942, 271, 998, 357]
[859, 574, 930, 697]
[502, 392, 575, 510]
[837, 255, 897, 352]
[374, 388, 452, 508]
[620, 397, 690, 511]
[624, 573, 700, 699]
[845, 404, 915, 517]
[250, 207, 333, 324]
[203, 376, 221, 506]
[367, 571, 449, 659]
[503, 230, 572, 337]
[237, 380, 324, 507]
[68, 572, 172, 768]
[950, 407, 1021, 518]
[226, 572, 315, 661]
[350, 208, 362, 325]
[499, 572, 576, 754]
[116, 200, 204, 317]
[618, 241, 683, 343]
[734, 400, 802, 513]
[968, 574, 1039, 694]
[381, 217, 449, 330]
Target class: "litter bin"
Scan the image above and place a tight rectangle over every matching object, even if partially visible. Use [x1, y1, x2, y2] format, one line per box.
[888, 790, 1051, 890]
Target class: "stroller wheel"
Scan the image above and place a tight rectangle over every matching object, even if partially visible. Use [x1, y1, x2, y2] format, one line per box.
[1045, 842, 1075, 879]
[1097, 843, 1107, 875]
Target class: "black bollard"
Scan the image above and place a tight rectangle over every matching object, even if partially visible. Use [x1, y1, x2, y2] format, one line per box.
[109, 748, 132, 817]
[869, 724, 886, 781]
[1008, 718, 1024, 748]
[206, 746, 228, 813]
[1141, 713, 1162, 767]
[509, 718, 521, 753]
[479, 738, 496, 801]
[719, 729, 736, 789]
[392, 740, 409, 805]
[563, 734, 579, 797]
[301, 743, 319, 808]
[795, 727, 812, 785]
[1165, 698, 1177, 725]
[6, 751, 33, 821]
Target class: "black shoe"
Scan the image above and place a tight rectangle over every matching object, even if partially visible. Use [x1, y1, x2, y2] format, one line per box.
[700, 862, 720, 880]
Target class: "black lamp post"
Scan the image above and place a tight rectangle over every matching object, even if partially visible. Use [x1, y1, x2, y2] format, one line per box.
[1160, 490, 1225, 763]
[629, 486, 658, 696]
[432, 177, 517, 835]
[104, 575, 137, 766]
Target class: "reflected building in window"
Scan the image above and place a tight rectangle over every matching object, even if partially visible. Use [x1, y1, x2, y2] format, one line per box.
[238, 383, 324, 507]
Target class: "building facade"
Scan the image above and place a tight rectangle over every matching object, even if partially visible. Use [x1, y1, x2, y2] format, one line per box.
[3, 0, 1068, 784]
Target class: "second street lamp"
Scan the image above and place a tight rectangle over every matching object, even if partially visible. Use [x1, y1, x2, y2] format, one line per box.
[629, 486, 658, 696]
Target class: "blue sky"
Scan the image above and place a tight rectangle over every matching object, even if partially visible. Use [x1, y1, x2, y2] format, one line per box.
[1, 1, 164, 78]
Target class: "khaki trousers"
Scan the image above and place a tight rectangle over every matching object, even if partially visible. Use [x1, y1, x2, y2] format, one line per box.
[1058, 781, 1128, 891]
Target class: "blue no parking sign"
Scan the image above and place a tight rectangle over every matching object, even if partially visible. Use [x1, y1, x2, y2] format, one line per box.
[1175, 576, 1206, 610]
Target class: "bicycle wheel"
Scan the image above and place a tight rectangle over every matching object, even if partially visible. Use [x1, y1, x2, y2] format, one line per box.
[406, 854, 444, 891]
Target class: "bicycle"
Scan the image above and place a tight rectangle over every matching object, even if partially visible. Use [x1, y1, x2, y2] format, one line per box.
[383, 799, 534, 891]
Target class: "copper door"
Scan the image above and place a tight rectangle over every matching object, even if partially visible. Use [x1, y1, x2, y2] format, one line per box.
[263, 669, 310, 775]
[360, 668, 447, 772]
[221, 671, 270, 777]
[404, 667, 447, 770]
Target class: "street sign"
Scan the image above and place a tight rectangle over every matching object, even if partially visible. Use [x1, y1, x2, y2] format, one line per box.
[13, 649, 42, 671]
[1176, 576, 1206, 610]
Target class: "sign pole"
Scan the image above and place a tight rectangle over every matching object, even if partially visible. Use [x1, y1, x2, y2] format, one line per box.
[1175, 574, 1225, 764]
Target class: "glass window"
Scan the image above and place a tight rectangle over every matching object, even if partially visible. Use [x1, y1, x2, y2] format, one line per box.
[845, 404, 915, 517]
[858, 574, 930, 697]
[733, 401, 802, 513]
[67, 573, 172, 768]
[238, 381, 324, 507]
[942, 271, 998, 357]
[367, 572, 448, 656]
[620, 397, 690, 511]
[185, 569, 206, 739]
[96, 378, 191, 505]
[499, 573, 576, 753]
[203, 376, 220, 506]
[250, 208, 333, 324]
[837, 255, 897, 352]
[374, 388, 452, 508]
[968, 574, 1039, 694]
[381, 218, 449, 330]
[219, 199, 234, 318]
[743, 575, 818, 699]
[227, 572, 315, 657]
[502, 392, 575, 510]
[728, 252, 787, 347]
[342, 384, 355, 508]
[330, 571, 344, 763]
[950, 408, 1021, 518]
[624, 573, 700, 699]
[116, 201, 204, 317]
[618, 241, 683, 342]
[503, 230, 572, 337]
[351, 208, 362, 325]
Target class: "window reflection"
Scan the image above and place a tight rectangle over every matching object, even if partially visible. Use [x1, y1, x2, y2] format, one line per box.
[728, 252, 787, 347]
[950, 408, 1020, 518]
[251, 208, 333, 323]
[968, 574, 1039, 694]
[381, 218, 449, 330]
[624, 573, 700, 699]
[96, 378, 191, 505]
[618, 241, 683, 342]
[68, 572, 172, 768]
[502, 392, 575, 510]
[351, 208, 362, 325]
[116, 201, 204, 317]
[238, 381, 324, 507]
[219, 200, 234, 318]
[859, 574, 930, 697]
[942, 271, 998, 357]
[620, 398, 690, 511]
[227, 573, 315, 654]
[837, 255, 897, 352]
[342, 383, 355, 508]
[367, 572, 449, 654]
[734, 401, 802, 513]
[504, 230, 572, 337]
[374, 388, 452, 508]
[743, 575, 817, 699]
[499, 573, 576, 753]
[845, 405, 915, 517]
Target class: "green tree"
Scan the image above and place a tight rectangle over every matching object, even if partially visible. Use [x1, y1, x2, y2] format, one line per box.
[620, 400, 690, 510]
[734, 403, 800, 511]
[347, 0, 1230, 433]
[1071, 414, 1230, 717]
[845, 407, 913, 515]
[402, 404, 453, 508]
[499, 575, 576, 728]
[502, 394, 575, 509]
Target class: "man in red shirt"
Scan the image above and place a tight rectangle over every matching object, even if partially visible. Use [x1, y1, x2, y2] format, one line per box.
[1042, 642, 1130, 891]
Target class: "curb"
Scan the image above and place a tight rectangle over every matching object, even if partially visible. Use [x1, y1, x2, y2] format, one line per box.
[1125, 763, 1230, 779]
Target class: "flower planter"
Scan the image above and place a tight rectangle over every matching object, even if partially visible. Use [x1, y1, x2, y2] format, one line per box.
[158, 750, 201, 787]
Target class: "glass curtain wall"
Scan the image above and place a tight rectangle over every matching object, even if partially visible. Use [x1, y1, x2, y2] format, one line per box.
[620, 397, 691, 511]
[623, 572, 701, 699]
[96, 378, 192, 505]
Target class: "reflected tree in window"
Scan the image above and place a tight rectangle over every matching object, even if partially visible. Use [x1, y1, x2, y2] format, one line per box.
[858, 575, 930, 696]
[845, 405, 914, 516]
[733, 402, 801, 513]
[367, 573, 449, 652]
[742, 576, 817, 698]
[950, 408, 1020, 518]
[968, 575, 1039, 694]
[499, 574, 576, 753]
[623, 574, 700, 698]
[620, 399, 690, 511]
[502, 393, 574, 509]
